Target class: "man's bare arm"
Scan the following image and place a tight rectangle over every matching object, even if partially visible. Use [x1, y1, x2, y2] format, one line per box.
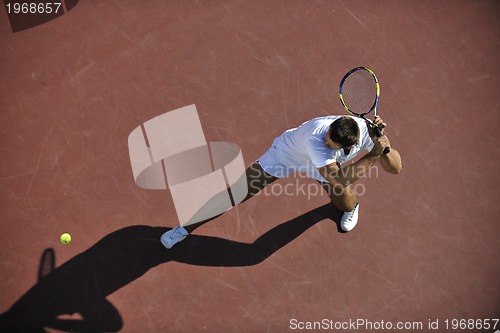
[318, 152, 381, 188]
[371, 116, 402, 175]
[318, 131, 394, 187]
[379, 148, 402, 174]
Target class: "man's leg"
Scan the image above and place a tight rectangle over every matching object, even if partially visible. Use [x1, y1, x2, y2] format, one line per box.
[161, 162, 278, 248]
[242, 162, 279, 202]
[184, 162, 278, 233]
[161, 162, 277, 248]
[318, 181, 359, 232]
[318, 181, 357, 212]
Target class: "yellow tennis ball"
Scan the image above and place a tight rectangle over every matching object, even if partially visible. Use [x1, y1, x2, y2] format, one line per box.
[60, 233, 71, 245]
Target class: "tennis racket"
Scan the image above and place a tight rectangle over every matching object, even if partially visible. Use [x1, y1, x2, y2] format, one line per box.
[339, 66, 390, 154]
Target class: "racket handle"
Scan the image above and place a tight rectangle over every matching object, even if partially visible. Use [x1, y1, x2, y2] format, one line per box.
[373, 125, 391, 155]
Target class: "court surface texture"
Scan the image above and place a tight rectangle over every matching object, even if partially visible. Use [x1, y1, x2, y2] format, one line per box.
[0, 1, 499, 332]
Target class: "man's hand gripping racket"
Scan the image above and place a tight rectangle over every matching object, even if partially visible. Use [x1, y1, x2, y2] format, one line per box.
[339, 66, 391, 154]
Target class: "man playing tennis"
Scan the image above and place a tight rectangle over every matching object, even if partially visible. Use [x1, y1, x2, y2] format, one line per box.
[161, 115, 402, 249]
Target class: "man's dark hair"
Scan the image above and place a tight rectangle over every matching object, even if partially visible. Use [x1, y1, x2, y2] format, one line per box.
[329, 117, 359, 147]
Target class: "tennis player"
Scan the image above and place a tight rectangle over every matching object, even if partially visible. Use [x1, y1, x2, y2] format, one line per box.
[161, 115, 402, 249]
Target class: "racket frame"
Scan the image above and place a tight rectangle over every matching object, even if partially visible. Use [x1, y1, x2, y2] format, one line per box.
[339, 66, 390, 154]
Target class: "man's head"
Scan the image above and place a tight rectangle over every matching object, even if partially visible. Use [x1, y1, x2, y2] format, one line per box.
[325, 117, 359, 149]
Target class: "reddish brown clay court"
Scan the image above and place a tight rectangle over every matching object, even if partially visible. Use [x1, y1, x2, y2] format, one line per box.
[1, 1, 499, 332]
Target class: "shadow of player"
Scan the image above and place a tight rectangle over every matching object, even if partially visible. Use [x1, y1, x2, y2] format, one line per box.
[0, 203, 342, 332]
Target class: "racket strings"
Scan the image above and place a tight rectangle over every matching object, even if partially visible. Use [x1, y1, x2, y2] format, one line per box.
[341, 71, 377, 115]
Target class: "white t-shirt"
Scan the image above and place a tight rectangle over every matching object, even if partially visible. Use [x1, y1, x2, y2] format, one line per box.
[265, 116, 374, 181]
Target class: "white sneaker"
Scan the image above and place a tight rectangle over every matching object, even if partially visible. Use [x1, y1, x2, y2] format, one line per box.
[160, 226, 189, 249]
[340, 203, 359, 232]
